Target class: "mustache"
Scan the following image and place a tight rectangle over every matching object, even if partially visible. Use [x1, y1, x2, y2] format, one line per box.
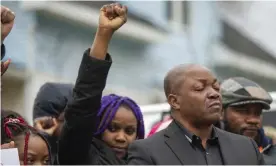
[240, 126, 259, 134]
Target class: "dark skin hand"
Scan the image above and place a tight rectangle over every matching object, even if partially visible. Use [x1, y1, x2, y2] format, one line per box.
[1, 5, 15, 76]
[90, 3, 128, 60]
[34, 117, 59, 136]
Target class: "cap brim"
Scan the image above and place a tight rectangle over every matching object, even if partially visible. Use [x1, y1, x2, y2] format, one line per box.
[229, 100, 271, 110]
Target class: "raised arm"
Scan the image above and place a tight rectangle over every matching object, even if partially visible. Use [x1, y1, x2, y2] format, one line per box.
[1, 5, 15, 76]
[58, 3, 128, 164]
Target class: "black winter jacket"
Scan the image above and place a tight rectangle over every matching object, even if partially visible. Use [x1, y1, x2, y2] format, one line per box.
[58, 49, 125, 165]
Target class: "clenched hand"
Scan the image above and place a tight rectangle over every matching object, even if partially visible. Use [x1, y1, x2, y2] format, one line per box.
[99, 3, 128, 32]
[1, 5, 15, 44]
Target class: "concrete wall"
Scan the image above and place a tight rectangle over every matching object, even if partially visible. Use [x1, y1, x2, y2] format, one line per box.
[1, 77, 25, 117]
[217, 1, 276, 57]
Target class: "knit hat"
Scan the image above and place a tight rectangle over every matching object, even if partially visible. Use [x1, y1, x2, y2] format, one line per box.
[221, 77, 272, 110]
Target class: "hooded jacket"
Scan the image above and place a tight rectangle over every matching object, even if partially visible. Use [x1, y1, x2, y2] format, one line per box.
[33, 82, 74, 120]
[33, 82, 73, 165]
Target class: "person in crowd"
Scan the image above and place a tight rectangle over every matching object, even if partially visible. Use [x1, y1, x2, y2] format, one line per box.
[32, 82, 73, 164]
[220, 77, 276, 164]
[93, 94, 145, 160]
[58, 3, 145, 164]
[1, 5, 15, 76]
[127, 64, 264, 165]
[1, 109, 21, 150]
[1, 109, 52, 165]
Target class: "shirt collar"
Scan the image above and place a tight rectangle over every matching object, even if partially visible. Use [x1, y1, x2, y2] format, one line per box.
[174, 120, 218, 144]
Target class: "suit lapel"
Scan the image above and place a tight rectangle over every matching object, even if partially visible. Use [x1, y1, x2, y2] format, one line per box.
[164, 121, 200, 165]
[215, 128, 238, 165]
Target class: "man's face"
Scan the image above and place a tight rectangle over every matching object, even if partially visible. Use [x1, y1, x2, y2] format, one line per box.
[224, 103, 263, 141]
[170, 67, 222, 125]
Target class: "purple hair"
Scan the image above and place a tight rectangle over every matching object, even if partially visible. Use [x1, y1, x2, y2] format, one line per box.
[95, 94, 145, 139]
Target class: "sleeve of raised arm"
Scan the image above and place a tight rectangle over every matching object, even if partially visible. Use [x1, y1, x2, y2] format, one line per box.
[58, 48, 112, 164]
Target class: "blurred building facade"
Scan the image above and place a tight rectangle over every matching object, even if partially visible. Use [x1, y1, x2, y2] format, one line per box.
[2, 1, 276, 123]
[213, 1, 276, 90]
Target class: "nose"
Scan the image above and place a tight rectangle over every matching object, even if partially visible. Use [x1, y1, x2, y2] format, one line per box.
[34, 161, 44, 165]
[245, 113, 261, 125]
[207, 89, 220, 99]
[115, 131, 127, 143]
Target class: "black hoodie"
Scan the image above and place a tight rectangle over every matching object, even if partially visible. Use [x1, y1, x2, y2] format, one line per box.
[33, 83, 73, 120]
[33, 82, 73, 165]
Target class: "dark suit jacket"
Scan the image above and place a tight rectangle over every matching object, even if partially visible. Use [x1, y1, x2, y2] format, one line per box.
[127, 121, 264, 165]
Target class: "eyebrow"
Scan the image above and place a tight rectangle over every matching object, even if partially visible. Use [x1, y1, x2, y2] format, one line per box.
[194, 78, 218, 84]
[111, 121, 137, 128]
[26, 151, 37, 156]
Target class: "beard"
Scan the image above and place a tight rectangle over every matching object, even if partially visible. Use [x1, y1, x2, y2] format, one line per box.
[223, 119, 261, 146]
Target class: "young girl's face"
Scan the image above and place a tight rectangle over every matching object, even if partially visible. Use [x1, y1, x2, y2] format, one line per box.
[102, 105, 138, 159]
[16, 134, 49, 165]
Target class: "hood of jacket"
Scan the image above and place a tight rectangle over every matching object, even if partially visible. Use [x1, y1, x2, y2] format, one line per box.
[33, 82, 73, 120]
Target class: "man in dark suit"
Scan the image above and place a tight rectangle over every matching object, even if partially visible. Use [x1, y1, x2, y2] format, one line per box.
[127, 64, 264, 165]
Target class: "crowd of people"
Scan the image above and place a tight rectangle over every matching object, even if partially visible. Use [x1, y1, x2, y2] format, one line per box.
[1, 3, 276, 165]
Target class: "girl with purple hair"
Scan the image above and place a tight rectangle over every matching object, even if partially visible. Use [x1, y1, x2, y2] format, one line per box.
[94, 94, 145, 160]
[58, 3, 145, 165]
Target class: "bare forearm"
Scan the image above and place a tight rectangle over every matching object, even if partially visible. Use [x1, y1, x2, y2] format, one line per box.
[89, 28, 113, 60]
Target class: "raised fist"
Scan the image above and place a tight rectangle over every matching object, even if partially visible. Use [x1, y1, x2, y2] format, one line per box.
[99, 3, 127, 31]
[34, 117, 59, 136]
[1, 5, 15, 43]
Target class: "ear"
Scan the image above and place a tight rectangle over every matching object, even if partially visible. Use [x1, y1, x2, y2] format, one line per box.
[167, 94, 180, 111]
